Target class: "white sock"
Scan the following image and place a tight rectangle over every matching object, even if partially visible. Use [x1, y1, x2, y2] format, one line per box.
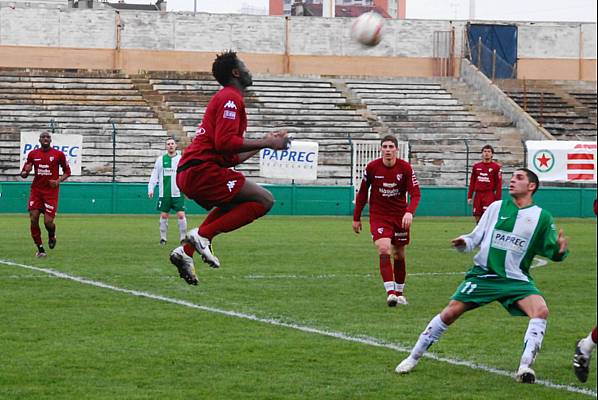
[396, 283, 405, 293]
[178, 217, 188, 241]
[409, 314, 448, 360]
[580, 333, 596, 355]
[520, 318, 547, 368]
[384, 281, 395, 294]
[159, 217, 168, 241]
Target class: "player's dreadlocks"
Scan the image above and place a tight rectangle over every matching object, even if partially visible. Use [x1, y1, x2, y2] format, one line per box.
[212, 50, 239, 86]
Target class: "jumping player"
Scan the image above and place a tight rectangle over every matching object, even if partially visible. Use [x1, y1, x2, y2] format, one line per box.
[20, 131, 71, 257]
[352, 135, 421, 307]
[169, 50, 289, 285]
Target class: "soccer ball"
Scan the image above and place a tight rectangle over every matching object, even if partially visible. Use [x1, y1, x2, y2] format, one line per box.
[351, 12, 385, 47]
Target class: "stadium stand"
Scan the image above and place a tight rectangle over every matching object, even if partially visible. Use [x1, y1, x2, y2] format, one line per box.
[344, 78, 524, 186]
[0, 68, 169, 182]
[144, 72, 382, 185]
[497, 79, 597, 141]
[1, 67, 592, 188]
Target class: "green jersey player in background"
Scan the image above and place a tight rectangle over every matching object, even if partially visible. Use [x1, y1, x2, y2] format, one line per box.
[148, 138, 187, 245]
[396, 168, 569, 384]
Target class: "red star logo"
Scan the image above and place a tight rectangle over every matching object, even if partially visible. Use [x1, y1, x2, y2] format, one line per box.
[537, 153, 551, 167]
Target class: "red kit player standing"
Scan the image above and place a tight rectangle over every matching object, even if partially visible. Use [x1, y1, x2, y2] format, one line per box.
[352, 135, 421, 307]
[168, 51, 289, 285]
[20, 131, 71, 257]
[468, 144, 502, 223]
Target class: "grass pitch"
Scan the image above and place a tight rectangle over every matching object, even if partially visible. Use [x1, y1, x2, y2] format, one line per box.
[0, 215, 596, 399]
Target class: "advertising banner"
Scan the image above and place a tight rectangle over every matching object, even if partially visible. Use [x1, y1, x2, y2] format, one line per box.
[260, 140, 318, 181]
[526, 141, 596, 183]
[20, 131, 83, 175]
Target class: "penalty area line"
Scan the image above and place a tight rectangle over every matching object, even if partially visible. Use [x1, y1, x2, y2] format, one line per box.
[0, 259, 595, 398]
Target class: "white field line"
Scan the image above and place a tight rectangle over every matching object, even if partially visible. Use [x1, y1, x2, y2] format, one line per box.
[1, 259, 594, 398]
[245, 257, 549, 280]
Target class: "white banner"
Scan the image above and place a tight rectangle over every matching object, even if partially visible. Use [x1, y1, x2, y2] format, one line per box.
[526, 140, 596, 183]
[20, 131, 83, 175]
[259, 140, 318, 181]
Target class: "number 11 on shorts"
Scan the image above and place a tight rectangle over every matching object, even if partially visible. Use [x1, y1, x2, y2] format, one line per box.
[460, 281, 477, 294]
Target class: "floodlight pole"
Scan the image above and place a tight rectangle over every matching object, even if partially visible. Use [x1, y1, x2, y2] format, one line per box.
[193, 0, 196, 15]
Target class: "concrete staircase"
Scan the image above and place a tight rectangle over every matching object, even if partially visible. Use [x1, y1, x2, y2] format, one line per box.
[441, 79, 525, 175]
[130, 74, 189, 147]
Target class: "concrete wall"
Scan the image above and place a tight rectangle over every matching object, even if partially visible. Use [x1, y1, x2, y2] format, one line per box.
[0, 7, 595, 79]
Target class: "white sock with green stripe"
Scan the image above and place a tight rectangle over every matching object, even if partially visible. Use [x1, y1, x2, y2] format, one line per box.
[178, 217, 187, 241]
[520, 318, 547, 368]
[159, 217, 168, 241]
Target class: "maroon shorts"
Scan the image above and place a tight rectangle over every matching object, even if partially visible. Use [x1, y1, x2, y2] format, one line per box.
[28, 188, 59, 218]
[177, 162, 246, 210]
[369, 214, 410, 246]
[473, 191, 496, 217]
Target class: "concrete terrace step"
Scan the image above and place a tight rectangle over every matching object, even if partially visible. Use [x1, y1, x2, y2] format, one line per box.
[0, 82, 135, 90]
[0, 99, 148, 106]
[0, 76, 130, 84]
[0, 109, 157, 118]
[246, 96, 346, 104]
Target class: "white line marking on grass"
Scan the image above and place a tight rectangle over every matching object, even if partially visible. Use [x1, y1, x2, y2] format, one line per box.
[244, 257, 549, 280]
[244, 271, 465, 280]
[1, 259, 595, 398]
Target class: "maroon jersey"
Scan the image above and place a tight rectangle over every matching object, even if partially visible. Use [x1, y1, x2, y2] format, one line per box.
[179, 86, 246, 168]
[353, 158, 421, 220]
[468, 161, 502, 199]
[26, 148, 71, 191]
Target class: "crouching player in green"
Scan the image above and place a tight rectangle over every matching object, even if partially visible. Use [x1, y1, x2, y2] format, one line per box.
[396, 168, 568, 384]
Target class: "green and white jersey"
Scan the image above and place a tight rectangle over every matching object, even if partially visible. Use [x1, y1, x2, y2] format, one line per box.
[148, 152, 182, 198]
[458, 199, 568, 282]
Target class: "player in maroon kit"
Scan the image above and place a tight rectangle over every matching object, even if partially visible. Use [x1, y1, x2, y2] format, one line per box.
[572, 199, 597, 383]
[20, 131, 71, 257]
[352, 135, 421, 307]
[467, 144, 502, 223]
[168, 51, 289, 285]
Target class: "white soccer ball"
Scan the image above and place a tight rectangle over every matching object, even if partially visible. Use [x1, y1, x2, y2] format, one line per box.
[351, 12, 385, 47]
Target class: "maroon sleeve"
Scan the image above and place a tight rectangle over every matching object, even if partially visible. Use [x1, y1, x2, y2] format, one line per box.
[60, 151, 71, 178]
[23, 150, 34, 172]
[353, 169, 370, 221]
[494, 163, 502, 200]
[405, 164, 421, 214]
[467, 164, 476, 199]
[213, 94, 244, 154]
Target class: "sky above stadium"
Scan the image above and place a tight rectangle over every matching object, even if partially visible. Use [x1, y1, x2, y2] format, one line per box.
[127, 0, 596, 22]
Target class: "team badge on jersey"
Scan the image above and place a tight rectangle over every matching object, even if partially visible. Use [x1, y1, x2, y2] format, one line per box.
[223, 110, 237, 120]
[396, 174, 403, 181]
